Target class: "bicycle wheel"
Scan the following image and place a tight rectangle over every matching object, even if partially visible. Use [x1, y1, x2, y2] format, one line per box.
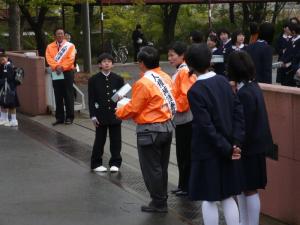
[119, 49, 128, 64]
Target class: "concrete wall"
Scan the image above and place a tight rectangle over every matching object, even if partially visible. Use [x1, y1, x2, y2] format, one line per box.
[7, 52, 47, 115]
[260, 83, 300, 225]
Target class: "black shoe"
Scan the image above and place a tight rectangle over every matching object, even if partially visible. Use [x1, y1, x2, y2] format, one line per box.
[141, 205, 168, 213]
[65, 118, 73, 125]
[52, 120, 64, 126]
[171, 188, 182, 194]
[175, 190, 188, 197]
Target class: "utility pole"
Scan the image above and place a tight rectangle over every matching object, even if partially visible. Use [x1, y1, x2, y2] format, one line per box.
[82, 1, 92, 73]
[100, 0, 104, 52]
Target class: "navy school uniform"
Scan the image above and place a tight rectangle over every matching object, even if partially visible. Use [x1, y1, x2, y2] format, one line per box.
[211, 47, 225, 76]
[275, 34, 291, 83]
[281, 35, 300, 86]
[0, 62, 20, 108]
[246, 40, 273, 84]
[187, 72, 245, 201]
[214, 39, 233, 77]
[88, 71, 124, 169]
[237, 81, 273, 191]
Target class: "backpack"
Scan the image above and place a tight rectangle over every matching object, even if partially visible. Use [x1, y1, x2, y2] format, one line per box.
[14, 67, 25, 84]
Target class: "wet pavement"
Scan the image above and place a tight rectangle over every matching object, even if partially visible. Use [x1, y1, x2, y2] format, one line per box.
[0, 122, 191, 225]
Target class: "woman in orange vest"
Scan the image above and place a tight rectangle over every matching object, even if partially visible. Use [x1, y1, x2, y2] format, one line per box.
[168, 41, 196, 196]
[116, 46, 175, 213]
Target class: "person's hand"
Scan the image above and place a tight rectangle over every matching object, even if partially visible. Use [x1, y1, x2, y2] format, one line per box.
[92, 117, 99, 128]
[232, 145, 241, 160]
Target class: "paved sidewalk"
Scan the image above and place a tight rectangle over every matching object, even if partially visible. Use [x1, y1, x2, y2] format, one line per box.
[0, 125, 189, 225]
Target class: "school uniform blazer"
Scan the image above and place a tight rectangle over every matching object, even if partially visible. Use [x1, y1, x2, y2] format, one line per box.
[282, 36, 300, 73]
[246, 41, 273, 84]
[212, 48, 225, 76]
[187, 73, 245, 161]
[237, 82, 273, 155]
[275, 35, 290, 61]
[88, 72, 124, 125]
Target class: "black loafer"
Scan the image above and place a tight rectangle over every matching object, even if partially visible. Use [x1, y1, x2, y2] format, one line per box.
[65, 119, 73, 125]
[141, 205, 168, 213]
[52, 120, 64, 126]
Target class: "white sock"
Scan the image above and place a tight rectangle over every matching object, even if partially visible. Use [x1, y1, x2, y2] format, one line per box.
[221, 197, 240, 225]
[11, 114, 17, 122]
[202, 201, 219, 225]
[237, 193, 248, 225]
[246, 193, 260, 225]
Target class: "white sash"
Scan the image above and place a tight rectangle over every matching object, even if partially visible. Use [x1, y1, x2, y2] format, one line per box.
[144, 70, 177, 117]
[54, 41, 73, 63]
[172, 63, 188, 81]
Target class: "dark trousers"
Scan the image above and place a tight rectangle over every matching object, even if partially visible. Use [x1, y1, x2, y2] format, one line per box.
[137, 131, 172, 207]
[175, 122, 192, 192]
[91, 124, 122, 169]
[52, 70, 75, 122]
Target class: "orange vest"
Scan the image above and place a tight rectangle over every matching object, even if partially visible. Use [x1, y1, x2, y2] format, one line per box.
[46, 40, 76, 71]
[173, 64, 197, 112]
[116, 67, 175, 124]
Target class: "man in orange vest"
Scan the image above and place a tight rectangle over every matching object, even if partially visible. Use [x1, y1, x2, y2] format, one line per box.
[116, 46, 176, 213]
[46, 28, 76, 126]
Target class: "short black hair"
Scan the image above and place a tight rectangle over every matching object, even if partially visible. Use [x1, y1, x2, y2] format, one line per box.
[288, 22, 300, 34]
[136, 24, 142, 29]
[53, 27, 65, 35]
[185, 43, 211, 74]
[168, 41, 187, 56]
[227, 51, 255, 82]
[231, 30, 245, 45]
[97, 53, 114, 63]
[190, 30, 203, 43]
[137, 46, 160, 69]
[258, 22, 274, 44]
[218, 28, 230, 38]
[208, 34, 218, 43]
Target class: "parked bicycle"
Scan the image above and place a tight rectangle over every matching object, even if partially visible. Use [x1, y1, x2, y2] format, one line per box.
[110, 40, 128, 64]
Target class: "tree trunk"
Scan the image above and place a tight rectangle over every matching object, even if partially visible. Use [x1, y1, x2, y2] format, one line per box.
[229, 3, 235, 24]
[8, 1, 21, 51]
[161, 4, 180, 50]
[242, 3, 250, 31]
[272, 2, 286, 24]
[18, 4, 49, 56]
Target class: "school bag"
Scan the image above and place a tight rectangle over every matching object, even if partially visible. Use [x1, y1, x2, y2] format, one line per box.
[14, 67, 25, 84]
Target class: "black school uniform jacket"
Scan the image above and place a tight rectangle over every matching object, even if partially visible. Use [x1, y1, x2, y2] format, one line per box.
[0, 62, 18, 90]
[275, 34, 291, 61]
[246, 41, 273, 84]
[187, 73, 245, 161]
[281, 35, 300, 73]
[237, 81, 273, 155]
[88, 72, 124, 125]
[215, 40, 233, 76]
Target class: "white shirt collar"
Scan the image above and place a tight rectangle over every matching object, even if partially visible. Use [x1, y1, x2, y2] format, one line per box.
[292, 35, 300, 43]
[237, 82, 245, 91]
[223, 38, 231, 46]
[232, 44, 245, 50]
[197, 71, 216, 81]
[211, 47, 217, 52]
[102, 71, 111, 77]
